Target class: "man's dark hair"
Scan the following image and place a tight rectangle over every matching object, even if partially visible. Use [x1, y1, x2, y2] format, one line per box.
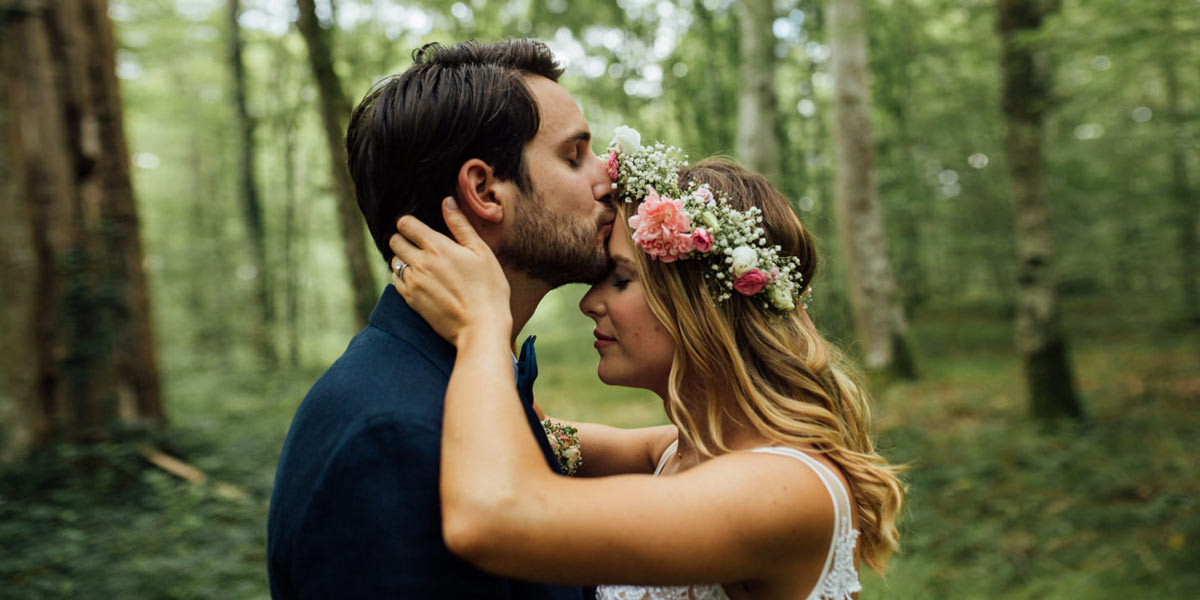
[346, 39, 564, 261]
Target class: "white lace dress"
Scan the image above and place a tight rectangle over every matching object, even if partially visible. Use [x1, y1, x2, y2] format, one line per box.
[595, 443, 862, 600]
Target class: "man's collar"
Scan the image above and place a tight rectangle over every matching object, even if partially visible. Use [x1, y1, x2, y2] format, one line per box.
[368, 286, 456, 373]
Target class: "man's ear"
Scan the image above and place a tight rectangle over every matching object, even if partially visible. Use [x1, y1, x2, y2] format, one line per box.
[455, 159, 505, 224]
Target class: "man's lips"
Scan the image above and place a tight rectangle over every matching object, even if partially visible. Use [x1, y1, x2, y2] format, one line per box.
[598, 215, 616, 237]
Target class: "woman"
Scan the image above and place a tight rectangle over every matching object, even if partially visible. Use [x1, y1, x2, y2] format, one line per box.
[388, 139, 904, 599]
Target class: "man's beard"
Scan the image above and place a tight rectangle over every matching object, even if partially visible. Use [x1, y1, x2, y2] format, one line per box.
[495, 189, 612, 288]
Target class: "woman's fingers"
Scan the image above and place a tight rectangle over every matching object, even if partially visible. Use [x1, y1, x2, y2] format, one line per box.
[388, 229, 420, 265]
[396, 206, 448, 251]
[442, 197, 484, 249]
[390, 255, 408, 292]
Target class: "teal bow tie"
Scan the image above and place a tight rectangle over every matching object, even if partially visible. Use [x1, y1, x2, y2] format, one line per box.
[515, 335, 538, 405]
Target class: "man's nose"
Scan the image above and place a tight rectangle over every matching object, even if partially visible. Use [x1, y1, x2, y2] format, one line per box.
[591, 152, 615, 204]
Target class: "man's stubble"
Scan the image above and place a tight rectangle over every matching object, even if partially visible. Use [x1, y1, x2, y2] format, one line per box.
[495, 188, 612, 288]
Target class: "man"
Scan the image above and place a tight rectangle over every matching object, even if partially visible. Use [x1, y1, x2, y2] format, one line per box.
[267, 39, 614, 598]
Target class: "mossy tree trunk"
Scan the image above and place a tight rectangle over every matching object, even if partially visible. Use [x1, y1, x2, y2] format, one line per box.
[227, 0, 277, 366]
[997, 0, 1083, 419]
[0, 0, 165, 464]
[1160, 16, 1198, 326]
[295, 0, 376, 328]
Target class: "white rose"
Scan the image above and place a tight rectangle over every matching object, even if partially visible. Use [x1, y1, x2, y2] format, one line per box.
[562, 446, 582, 474]
[611, 125, 642, 154]
[767, 284, 796, 311]
[730, 246, 759, 276]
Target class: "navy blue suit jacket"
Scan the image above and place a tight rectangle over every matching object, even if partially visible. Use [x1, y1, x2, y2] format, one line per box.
[268, 287, 585, 599]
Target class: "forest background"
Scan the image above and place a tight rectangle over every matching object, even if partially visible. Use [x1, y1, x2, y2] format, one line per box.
[1, 0, 1198, 598]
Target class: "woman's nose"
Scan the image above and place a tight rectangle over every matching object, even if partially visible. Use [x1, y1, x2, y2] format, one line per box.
[580, 287, 606, 319]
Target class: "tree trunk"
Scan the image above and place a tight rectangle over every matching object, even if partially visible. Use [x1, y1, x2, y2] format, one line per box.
[269, 38, 305, 368]
[997, 0, 1083, 419]
[875, 0, 927, 310]
[827, 0, 917, 378]
[1160, 28, 1198, 325]
[0, 0, 165, 463]
[295, 0, 376, 327]
[735, 0, 781, 182]
[227, 0, 276, 365]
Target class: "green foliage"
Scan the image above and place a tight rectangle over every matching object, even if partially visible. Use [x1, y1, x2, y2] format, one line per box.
[0, 366, 311, 599]
[3, 298, 1197, 597]
[860, 301, 1200, 597]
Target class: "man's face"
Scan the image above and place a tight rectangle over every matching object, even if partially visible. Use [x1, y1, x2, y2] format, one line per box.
[494, 75, 615, 287]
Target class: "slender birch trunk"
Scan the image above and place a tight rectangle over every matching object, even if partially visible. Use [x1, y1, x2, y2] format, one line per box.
[997, 0, 1083, 419]
[735, 0, 781, 182]
[827, 0, 917, 377]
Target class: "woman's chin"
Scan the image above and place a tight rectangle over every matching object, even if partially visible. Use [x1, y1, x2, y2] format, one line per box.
[596, 364, 630, 388]
[597, 366, 654, 392]
[596, 365, 616, 386]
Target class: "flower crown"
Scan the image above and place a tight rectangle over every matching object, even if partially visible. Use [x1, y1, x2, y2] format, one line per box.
[606, 126, 809, 312]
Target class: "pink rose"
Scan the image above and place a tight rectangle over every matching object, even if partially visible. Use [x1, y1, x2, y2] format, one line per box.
[606, 149, 620, 182]
[733, 269, 768, 296]
[629, 190, 694, 262]
[690, 228, 713, 252]
[693, 186, 714, 203]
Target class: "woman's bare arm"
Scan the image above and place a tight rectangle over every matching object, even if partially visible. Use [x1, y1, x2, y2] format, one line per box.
[390, 200, 833, 585]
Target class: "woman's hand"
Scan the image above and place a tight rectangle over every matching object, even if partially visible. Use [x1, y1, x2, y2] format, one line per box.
[389, 197, 512, 346]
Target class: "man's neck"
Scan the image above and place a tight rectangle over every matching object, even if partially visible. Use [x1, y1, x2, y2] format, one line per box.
[502, 266, 552, 346]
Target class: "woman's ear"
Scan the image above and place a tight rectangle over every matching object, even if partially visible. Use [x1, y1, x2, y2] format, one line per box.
[456, 159, 504, 224]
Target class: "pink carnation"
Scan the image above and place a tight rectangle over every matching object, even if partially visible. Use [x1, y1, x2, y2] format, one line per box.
[629, 190, 694, 262]
[733, 269, 769, 296]
[690, 228, 713, 252]
[606, 149, 620, 182]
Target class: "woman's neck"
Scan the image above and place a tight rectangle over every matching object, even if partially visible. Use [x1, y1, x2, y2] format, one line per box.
[661, 386, 773, 469]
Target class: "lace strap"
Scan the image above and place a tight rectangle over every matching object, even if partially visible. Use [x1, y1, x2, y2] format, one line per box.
[653, 440, 679, 476]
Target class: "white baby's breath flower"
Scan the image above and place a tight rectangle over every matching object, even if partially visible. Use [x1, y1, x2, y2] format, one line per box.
[730, 246, 759, 276]
[611, 125, 642, 154]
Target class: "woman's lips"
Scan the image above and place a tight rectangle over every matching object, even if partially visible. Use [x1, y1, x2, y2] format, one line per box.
[593, 330, 616, 349]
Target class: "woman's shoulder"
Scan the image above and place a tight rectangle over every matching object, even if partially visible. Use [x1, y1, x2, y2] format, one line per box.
[699, 447, 841, 522]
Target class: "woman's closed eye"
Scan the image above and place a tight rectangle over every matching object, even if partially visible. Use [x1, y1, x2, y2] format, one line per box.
[609, 267, 634, 291]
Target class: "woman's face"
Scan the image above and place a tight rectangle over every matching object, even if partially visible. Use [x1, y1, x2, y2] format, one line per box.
[579, 218, 675, 395]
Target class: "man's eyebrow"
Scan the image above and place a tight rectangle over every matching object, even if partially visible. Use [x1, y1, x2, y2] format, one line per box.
[557, 130, 591, 149]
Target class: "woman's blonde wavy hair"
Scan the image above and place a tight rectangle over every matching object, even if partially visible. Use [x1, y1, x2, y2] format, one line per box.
[619, 158, 905, 572]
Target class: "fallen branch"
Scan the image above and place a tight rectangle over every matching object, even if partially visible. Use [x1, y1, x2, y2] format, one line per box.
[138, 445, 248, 500]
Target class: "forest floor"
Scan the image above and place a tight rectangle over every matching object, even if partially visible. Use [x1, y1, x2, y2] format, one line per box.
[1, 297, 1197, 599]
